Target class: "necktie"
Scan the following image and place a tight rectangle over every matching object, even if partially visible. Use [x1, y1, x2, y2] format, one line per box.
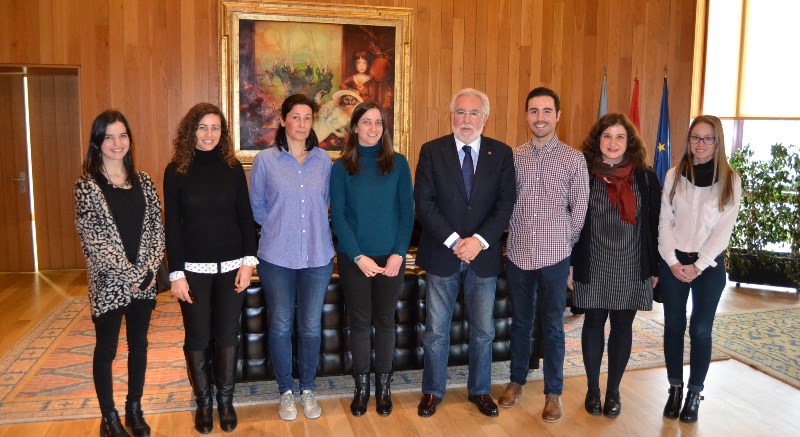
[462, 145, 474, 200]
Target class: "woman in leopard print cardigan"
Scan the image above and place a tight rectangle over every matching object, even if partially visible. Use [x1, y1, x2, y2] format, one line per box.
[75, 110, 165, 437]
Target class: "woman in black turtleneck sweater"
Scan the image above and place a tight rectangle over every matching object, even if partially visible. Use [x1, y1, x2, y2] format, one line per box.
[75, 110, 165, 437]
[164, 103, 257, 434]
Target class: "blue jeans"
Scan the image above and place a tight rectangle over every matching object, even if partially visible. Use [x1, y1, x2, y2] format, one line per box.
[258, 258, 334, 394]
[422, 263, 497, 398]
[507, 257, 570, 395]
[660, 253, 726, 393]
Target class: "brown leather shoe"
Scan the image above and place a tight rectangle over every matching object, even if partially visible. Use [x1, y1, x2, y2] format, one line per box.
[417, 394, 442, 417]
[468, 394, 499, 417]
[498, 382, 523, 408]
[542, 393, 562, 423]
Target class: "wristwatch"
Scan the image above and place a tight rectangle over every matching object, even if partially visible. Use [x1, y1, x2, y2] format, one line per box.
[354, 255, 364, 264]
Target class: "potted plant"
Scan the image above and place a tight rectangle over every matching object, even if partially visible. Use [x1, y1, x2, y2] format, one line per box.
[727, 143, 800, 291]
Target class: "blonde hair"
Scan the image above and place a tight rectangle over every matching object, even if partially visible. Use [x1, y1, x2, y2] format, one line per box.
[668, 115, 737, 210]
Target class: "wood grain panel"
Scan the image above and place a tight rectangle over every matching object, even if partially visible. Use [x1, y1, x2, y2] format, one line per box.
[0, 0, 698, 269]
[0, 75, 35, 272]
[27, 74, 84, 270]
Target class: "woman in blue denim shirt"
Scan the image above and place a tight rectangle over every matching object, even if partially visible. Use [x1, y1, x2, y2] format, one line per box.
[249, 94, 335, 422]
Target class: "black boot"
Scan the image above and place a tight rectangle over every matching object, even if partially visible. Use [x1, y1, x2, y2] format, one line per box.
[584, 388, 602, 415]
[663, 384, 683, 419]
[603, 390, 621, 417]
[185, 349, 214, 434]
[100, 409, 130, 437]
[124, 401, 151, 437]
[375, 373, 393, 416]
[350, 374, 370, 416]
[679, 390, 703, 423]
[215, 344, 239, 432]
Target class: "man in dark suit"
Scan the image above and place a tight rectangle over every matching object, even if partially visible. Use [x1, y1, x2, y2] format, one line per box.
[414, 88, 516, 418]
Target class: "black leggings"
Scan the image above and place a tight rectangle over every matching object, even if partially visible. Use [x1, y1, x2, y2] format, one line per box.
[92, 298, 155, 416]
[338, 254, 405, 375]
[180, 270, 244, 351]
[581, 308, 637, 392]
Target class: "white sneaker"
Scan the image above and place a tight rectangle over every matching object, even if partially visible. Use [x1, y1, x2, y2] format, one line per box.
[300, 390, 322, 419]
[278, 390, 297, 421]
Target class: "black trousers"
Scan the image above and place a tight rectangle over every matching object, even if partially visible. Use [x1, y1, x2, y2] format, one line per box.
[581, 308, 637, 392]
[92, 298, 155, 416]
[180, 270, 244, 351]
[338, 254, 405, 375]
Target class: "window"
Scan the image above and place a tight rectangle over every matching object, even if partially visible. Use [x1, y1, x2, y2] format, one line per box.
[701, 0, 800, 156]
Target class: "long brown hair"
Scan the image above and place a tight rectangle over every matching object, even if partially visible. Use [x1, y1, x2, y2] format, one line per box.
[668, 115, 737, 210]
[171, 103, 238, 175]
[341, 101, 394, 175]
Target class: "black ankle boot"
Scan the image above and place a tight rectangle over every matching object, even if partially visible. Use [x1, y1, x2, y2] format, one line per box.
[679, 390, 703, 423]
[100, 410, 130, 437]
[185, 349, 214, 434]
[215, 345, 239, 432]
[350, 374, 370, 416]
[584, 388, 601, 415]
[124, 401, 151, 437]
[375, 373, 393, 416]
[663, 384, 683, 419]
[603, 390, 621, 417]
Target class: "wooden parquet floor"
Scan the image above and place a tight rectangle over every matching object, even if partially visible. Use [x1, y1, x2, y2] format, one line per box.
[0, 271, 798, 436]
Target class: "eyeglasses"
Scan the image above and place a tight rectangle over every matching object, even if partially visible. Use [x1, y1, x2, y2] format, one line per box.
[688, 135, 716, 145]
[453, 109, 484, 119]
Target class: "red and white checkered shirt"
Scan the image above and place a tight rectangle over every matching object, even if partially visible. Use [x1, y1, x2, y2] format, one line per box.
[507, 135, 589, 270]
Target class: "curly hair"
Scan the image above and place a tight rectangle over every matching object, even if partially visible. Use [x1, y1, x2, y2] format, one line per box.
[171, 103, 238, 175]
[341, 101, 394, 176]
[581, 113, 649, 172]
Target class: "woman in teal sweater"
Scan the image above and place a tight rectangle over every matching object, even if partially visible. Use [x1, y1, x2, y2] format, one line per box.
[330, 101, 414, 417]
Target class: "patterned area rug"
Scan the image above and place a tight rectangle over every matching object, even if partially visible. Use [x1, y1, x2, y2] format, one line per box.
[711, 307, 800, 389]
[0, 294, 726, 424]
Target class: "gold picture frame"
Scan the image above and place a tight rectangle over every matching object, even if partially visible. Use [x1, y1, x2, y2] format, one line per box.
[219, 1, 414, 166]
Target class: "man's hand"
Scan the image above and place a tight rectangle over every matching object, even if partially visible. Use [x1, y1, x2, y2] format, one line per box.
[453, 237, 483, 263]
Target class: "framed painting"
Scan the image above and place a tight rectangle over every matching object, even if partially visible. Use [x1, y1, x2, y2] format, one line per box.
[219, 1, 414, 165]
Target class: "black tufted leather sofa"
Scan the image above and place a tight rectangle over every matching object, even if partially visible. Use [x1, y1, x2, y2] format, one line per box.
[236, 265, 544, 382]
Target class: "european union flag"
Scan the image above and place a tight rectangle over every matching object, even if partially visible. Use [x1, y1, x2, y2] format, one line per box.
[654, 77, 671, 185]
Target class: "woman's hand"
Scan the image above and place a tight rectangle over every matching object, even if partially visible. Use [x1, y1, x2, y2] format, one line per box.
[652, 276, 660, 288]
[171, 277, 193, 303]
[669, 263, 695, 283]
[357, 256, 385, 278]
[382, 254, 404, 277]
[129, 277, 156, 294]
[234, 265, 253, 293]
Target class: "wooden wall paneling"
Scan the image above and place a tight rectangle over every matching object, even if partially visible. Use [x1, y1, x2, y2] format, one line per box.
[0, 0, 700, 268]
[481, 0, 500, 132]
[462, 0, 477, 88]
[438, 0, 454, 133]
[503, 0, 522, 142]
[0, 75, 35, 272]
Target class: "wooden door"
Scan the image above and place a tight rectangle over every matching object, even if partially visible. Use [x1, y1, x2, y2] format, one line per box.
[0, 75, 35, 272]
[27, 74, 84, 270]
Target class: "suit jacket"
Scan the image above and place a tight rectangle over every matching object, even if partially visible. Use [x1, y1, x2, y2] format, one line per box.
[414, 134, 516, 277]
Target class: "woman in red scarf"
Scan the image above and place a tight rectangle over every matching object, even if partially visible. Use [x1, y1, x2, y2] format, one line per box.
[568, 113, 661, 418]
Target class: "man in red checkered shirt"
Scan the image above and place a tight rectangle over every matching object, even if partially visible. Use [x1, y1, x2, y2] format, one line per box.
[497, 87, 589, 423]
